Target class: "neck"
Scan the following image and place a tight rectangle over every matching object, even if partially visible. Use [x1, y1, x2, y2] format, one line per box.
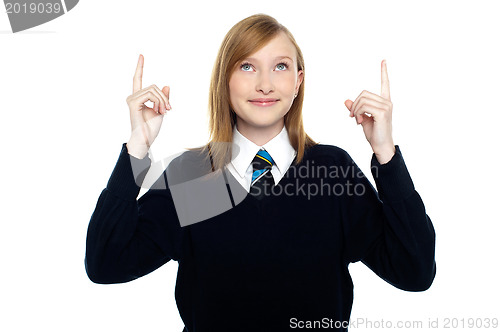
[236, 119, 284, 146]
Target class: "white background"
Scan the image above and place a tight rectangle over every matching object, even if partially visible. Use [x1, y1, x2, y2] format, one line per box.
[1, 1, 499, 331]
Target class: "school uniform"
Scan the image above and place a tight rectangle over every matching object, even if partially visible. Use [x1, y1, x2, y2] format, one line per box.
[226, 125, 296, 192]
[85, 125, 436, 331]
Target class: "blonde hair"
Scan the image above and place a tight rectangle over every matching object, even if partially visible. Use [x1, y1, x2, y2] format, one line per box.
[195, 13, 316, 171]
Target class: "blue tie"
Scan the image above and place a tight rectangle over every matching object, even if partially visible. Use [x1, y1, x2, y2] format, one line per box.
[250, 149, 275, 199]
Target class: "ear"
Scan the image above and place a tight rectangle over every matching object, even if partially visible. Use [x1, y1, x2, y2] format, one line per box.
[295, 69, 304, 94]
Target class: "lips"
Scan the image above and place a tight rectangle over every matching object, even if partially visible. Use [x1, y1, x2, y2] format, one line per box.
[248, 98, 279, 107]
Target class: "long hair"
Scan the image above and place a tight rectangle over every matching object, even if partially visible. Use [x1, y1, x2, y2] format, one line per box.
[196, 13, 316, 171]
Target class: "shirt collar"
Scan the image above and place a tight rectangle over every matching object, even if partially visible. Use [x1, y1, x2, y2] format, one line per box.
[230, 125, 297, 178]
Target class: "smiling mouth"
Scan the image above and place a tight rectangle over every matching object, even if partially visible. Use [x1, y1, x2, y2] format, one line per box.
[248, 98, 280, 107]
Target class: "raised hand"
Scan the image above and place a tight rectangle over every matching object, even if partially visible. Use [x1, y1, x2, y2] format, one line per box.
[126, 54, 171, 159]
[344, 60, 395, 164]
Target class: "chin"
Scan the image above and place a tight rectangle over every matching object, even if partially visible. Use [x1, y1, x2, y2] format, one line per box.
[235, 108, 287, 130]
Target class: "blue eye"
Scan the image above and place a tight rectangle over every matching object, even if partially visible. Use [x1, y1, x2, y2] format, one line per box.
[276, 63, 288, 71]
[241, 63, 253, 71]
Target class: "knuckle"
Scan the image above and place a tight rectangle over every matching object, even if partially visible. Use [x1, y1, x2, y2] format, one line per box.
[356, 99, 365, 109]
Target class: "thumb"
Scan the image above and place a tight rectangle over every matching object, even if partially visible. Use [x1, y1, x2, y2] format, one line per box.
[162, 86, 170, 97]
[162, 86, 171, 109]
[344, 99, 354, 117]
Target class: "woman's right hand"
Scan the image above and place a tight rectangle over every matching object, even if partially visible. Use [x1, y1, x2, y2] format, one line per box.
[126, 54, 171, 159]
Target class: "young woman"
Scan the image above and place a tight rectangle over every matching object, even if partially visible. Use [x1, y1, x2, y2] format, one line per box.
[85, 14, 436, 332]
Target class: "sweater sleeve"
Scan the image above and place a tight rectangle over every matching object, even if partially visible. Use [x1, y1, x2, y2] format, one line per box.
[84, 143, 183, 284]
[341, 145, 436, 291]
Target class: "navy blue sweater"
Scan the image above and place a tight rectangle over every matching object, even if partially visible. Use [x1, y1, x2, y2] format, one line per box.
[85, 143, 436, 331]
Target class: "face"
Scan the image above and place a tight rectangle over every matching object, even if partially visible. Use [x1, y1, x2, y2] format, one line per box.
[228, 32, 304, 134]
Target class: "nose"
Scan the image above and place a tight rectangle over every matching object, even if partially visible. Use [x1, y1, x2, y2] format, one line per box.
[256, 71, 274, 94]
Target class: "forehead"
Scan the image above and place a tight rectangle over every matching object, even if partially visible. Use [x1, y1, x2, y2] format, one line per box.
[245, 32, 297, 60]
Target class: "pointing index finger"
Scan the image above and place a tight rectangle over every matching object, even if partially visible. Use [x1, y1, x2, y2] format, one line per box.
[381, 59, 391, 101]
[133, 54, 144, 93]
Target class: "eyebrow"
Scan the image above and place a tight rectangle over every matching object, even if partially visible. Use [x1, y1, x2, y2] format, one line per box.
[243, 56, 294, 63]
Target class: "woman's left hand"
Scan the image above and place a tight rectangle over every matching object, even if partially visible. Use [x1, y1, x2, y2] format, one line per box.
[344, 60, 396, 164]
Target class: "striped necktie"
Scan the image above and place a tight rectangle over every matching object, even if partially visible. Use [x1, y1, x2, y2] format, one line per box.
[250, 149, 275, 199]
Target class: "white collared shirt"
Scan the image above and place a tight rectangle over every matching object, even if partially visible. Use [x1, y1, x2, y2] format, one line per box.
[226, 125, 297, 192]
